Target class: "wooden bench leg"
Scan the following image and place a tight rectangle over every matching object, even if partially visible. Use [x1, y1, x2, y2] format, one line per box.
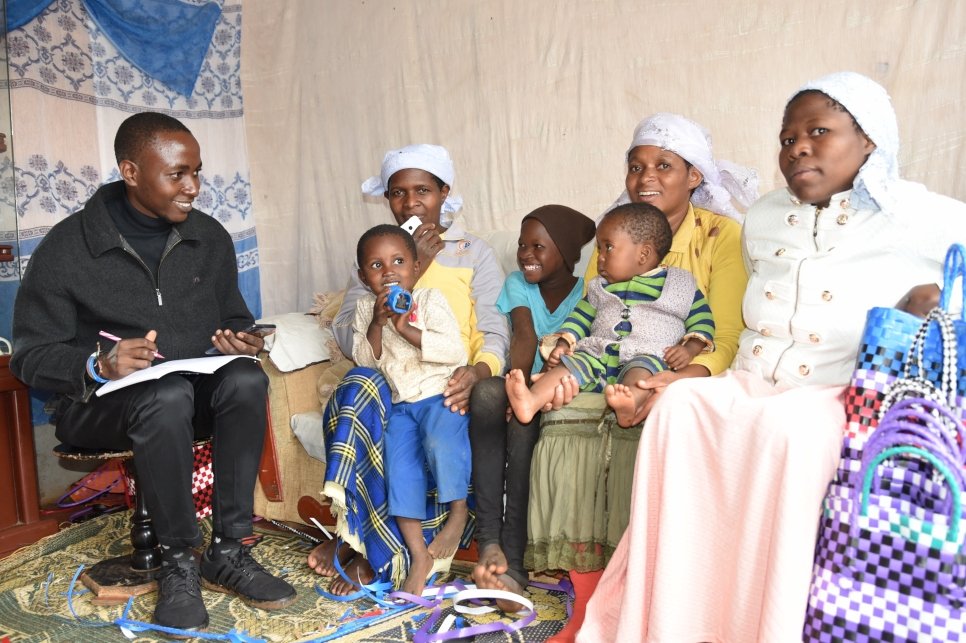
[79, 460, 160, 605]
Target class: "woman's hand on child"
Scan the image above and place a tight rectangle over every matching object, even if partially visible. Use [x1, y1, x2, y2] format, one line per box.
[534, 372, 579, 412]
[896, 283, 940, 318]
[629, 365, 708, 422]
[443, 363, 491, 414]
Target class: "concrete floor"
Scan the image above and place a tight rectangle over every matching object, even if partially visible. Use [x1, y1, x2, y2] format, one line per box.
[33, 422, 99, 505]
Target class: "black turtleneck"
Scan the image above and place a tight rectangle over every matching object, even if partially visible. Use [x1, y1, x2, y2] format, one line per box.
[106, 191, 173, 280]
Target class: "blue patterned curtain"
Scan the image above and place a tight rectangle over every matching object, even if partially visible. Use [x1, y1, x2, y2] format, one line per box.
[2, 0, 260, 420]
[7, 1, 219, 97]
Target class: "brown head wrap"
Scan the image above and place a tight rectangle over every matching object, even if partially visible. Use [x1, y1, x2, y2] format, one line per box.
[522, 204, 596, 273]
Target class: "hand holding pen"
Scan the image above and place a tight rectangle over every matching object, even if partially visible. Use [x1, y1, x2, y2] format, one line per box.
[97, 329, 163, 379]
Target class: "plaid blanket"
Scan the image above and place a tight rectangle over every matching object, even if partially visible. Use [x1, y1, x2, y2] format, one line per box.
[322, 367, 474, 586]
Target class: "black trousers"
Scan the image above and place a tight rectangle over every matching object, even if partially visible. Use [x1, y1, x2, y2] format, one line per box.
[469, 375, 541, 588]
[55, 358, 268, 548]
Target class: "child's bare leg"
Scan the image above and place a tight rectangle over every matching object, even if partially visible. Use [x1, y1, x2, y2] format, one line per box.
[605, 367, 653, 428]
[398, 517, 434, 596]
[427, 499, 468, 559]
[506, 366, 573, 423]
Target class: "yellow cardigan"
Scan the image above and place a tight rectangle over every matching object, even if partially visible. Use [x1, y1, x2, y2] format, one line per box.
[584, 204, 747, 375]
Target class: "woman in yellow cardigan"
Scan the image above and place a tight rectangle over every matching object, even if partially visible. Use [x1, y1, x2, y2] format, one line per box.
[528, 112, 758, 643]
[583, 115, 754, 417]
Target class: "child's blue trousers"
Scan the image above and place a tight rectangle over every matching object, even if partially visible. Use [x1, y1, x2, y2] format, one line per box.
[384, 393, 471, 519]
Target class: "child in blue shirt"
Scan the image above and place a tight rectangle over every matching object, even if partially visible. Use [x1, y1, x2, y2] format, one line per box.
[471, 204, 596, 611]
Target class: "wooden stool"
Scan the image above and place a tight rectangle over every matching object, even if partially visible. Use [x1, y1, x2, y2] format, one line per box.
[53, 445, 159, 605]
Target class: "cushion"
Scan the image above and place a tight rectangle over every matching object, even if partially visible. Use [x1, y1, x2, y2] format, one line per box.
[259, 312, 333, 372]
[290, 411, 326, 463]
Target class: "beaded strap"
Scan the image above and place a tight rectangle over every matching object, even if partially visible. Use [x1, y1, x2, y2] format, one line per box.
[880, 307, 958, 415]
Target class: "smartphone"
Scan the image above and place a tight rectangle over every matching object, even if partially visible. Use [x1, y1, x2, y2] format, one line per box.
[400, 215, 422, 235]
[205, 323, 277, 354]
[241, 323, 277, 338]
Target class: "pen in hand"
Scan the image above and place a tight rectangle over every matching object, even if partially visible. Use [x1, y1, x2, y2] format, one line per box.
[98, 330, 165, 359]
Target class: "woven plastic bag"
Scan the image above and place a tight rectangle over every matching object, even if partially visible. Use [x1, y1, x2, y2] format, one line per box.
[803, 399, 966, 642]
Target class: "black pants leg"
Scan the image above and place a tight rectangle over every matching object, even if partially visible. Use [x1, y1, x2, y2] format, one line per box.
[502, 410, 541, 586]
[55, 358, 268, 547]
[469, 375, 540, 588]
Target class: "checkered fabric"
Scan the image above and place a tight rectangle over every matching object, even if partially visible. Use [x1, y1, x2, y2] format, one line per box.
[190, 440, 214, 519]
[124, 440, 214, 520]
[323, 367, 475, 587]
[803, 483, 966, 642]
[845, 307, 966, 440]
[803, 417, 966, 641]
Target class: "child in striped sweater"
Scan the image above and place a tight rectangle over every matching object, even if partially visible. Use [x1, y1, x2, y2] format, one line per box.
[505, 202, 715, 427]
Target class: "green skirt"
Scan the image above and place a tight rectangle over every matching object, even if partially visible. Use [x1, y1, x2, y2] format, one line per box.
[525, 392, 642, 573]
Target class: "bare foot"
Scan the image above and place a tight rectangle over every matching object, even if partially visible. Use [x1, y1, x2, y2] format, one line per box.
[428, 500, 468, 559]
[472, 546, 529, 612]
[506, 369, 540, 424]
[402, 549, 434, 596]
[473, 542, 508, 577]
[604, 383, 649, 428]
[306, 539, 354, 577]
[327, 556, 374, 596]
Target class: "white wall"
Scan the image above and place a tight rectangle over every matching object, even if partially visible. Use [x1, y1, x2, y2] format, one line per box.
[242, 0, 966, 315]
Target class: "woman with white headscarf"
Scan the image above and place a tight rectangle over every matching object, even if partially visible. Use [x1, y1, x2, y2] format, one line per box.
[588, 112, 759, 397]
[310, 144, 509, 594]
[526, 113, 757, 641]
[578, 72, 966, 642]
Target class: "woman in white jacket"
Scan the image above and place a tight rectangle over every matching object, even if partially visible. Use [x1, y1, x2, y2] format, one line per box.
[577, 71, 966, 642]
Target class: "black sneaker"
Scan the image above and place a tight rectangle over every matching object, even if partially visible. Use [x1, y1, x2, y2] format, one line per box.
[155, 558, 208, 633]
[200, 538, 296, 609]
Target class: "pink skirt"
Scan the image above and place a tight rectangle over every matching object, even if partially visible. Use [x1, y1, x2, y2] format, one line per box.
[577, 370, 845, 643]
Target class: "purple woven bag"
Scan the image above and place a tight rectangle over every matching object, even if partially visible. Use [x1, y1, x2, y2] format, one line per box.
[803, 404, 966, 642]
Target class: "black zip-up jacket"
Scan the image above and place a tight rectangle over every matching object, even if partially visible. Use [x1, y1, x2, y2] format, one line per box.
[11, 181, 254, 402]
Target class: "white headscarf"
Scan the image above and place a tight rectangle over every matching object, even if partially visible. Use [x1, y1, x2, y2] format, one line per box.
[792, 71, 899, 211]
[361, 143, 464, 227]
[607, 112, 759, 222]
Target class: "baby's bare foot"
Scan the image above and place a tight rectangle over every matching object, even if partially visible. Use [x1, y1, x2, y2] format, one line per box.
[506, 369, 540, 424]
[605, 383, 646, 428]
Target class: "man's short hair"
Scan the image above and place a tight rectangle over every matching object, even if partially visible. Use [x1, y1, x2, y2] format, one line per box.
[114, 112, 192, 164]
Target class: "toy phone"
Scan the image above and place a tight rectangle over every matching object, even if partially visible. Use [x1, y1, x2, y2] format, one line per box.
[386, 285, 413, 314]
[400, 215, 422, 235]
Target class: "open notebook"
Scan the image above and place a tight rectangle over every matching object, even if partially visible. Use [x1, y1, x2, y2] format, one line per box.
[95, 355, 259, 397]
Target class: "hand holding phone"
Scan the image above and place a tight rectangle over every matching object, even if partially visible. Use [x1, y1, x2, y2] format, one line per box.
[400, 215, 422, 235]
[205, 323, 277, 354]
[241, 323, 277, 338]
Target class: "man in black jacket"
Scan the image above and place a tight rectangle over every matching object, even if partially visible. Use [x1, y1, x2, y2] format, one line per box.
[11, 112, 295, 631]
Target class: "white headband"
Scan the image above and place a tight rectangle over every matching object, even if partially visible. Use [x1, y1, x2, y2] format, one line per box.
[361, 143, 464, 220]
[792, 71, 899, 211]
[607, 112, 759, 222]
